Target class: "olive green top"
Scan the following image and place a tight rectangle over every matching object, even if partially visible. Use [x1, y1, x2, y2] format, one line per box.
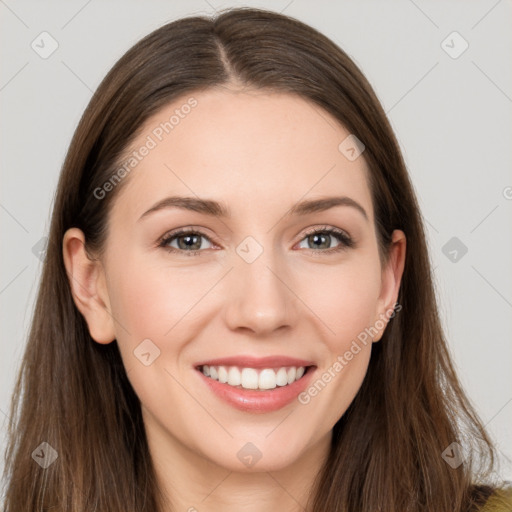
[480, 487, 512, 511]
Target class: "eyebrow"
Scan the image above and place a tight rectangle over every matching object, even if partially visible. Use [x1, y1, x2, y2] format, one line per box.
[138, 195, 369, 222]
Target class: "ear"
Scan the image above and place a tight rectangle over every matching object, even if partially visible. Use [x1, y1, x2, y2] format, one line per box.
[62, 227, 116, 344]
[372, 229, 406, 342]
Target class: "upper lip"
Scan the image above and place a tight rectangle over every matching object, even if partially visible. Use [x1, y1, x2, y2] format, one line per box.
[195, 355, 316, 369]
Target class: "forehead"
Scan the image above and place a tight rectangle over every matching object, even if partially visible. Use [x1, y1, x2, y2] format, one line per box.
[110, 87, 374, 225]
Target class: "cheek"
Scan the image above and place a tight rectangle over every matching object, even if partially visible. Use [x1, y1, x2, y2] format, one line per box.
[106, 252, 220, 340]
[294, 256, 380, 417]
[299, 255, 382, 350]
[104, 254, 213, 405]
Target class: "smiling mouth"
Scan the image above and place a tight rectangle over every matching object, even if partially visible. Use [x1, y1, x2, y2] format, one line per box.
[196, 364, 315, 391]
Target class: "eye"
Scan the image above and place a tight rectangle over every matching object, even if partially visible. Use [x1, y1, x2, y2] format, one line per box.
[296, 226, 354, 254]
[158, 228, 214, 256]
[157, 225, 354, 257]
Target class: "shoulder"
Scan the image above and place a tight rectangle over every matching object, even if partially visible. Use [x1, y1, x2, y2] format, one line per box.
[476, 484, 512, 512]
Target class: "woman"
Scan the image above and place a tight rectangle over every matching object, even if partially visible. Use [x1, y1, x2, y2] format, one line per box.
[3, 7, 511, 512]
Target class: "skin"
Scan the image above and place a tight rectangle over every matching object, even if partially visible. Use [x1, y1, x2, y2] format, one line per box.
[63, 85, 406, 511]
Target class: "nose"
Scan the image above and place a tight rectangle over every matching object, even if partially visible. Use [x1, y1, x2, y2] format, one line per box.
[223, 247, 298, 336]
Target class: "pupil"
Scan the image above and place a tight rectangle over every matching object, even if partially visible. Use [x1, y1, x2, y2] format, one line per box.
[311, 233, 328, 249]
[179, 234, 200, 250]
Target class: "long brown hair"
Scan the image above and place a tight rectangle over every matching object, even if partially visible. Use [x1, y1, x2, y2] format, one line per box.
[3, 7, 502, 511]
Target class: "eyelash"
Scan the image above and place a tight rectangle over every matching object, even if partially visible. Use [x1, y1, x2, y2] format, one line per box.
[157, 225, 355, 257]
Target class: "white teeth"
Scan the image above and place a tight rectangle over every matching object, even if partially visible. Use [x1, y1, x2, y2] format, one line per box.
[200, 365, 308, 390]
[218, 366, 228, 384]
[241, 368, 259, 390]
[259, 369, 277, 390]
[227, 366, 241, 386]
[276, 367, 288, 386]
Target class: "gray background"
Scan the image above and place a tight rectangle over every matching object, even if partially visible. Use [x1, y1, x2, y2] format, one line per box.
[1, 0, 511, 486]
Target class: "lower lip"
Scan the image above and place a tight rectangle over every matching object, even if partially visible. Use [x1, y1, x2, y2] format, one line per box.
[196, 367, 316, 413]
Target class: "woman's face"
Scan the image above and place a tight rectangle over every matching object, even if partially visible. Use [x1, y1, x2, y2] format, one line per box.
[65, 86, 405, 474]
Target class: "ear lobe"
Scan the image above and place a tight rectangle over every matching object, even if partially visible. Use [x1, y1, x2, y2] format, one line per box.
[373, 229, 406, 342]
[62, 227, 116, 344]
